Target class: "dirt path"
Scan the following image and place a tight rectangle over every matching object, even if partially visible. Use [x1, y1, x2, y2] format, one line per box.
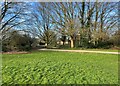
[2, 51, 29, 54]
[39, 49, 120, 55]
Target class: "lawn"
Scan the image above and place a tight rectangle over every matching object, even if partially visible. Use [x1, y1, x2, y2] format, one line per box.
[2, 51, 118, 84]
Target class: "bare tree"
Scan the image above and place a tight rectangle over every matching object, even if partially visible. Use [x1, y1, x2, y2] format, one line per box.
[91, 2, 118, 46]
[51, 2, 80, 48]
[27, 2, 57, 47]
[2, 2, 117, 49]
[1, 1, 31, 41]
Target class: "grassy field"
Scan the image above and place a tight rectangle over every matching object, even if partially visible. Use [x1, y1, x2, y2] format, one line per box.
[2, 51, 118, 84]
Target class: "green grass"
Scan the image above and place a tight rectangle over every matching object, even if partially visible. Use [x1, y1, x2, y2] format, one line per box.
[2, 51, 118, 84]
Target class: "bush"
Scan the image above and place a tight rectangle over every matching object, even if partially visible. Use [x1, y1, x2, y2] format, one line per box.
[58, 44, 70, 49]
[2, 30, 35, 52]
[18, 44, 31, 51]
[2, 45, 8, 52]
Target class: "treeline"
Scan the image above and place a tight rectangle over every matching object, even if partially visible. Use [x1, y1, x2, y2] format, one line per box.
[1, 2, 119, 51]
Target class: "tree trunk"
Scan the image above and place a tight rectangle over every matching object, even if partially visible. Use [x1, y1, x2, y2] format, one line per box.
[63, 41, 65, 45]
[70, 37, 74, 48]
